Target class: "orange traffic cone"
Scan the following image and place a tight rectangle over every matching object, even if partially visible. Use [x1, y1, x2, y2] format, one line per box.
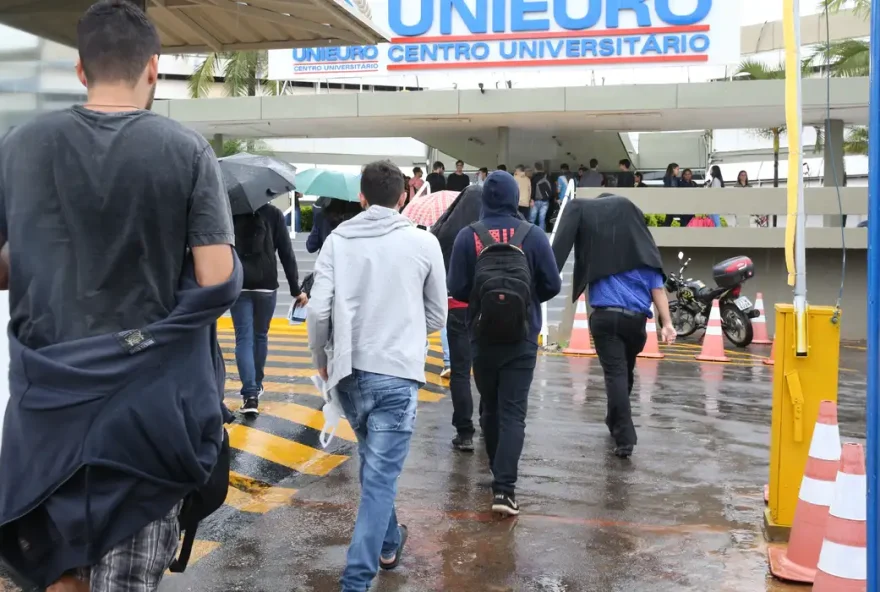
[564, 294, 596, 356]
[695, 300, 729, 362]
[764, 337, 776, 366]
[813, 443, 867, 591]
[638, 305, 664, 359]
[768, 400, 842, 583]
[752, 292, 773, 344]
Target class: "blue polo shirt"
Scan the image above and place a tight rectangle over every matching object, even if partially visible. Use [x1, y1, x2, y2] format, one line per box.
[589, 267, 664, 318]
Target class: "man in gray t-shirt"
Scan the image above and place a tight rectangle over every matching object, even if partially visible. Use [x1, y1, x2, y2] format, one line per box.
[0, 2, 234, 590]
[578, 158, 605, 188]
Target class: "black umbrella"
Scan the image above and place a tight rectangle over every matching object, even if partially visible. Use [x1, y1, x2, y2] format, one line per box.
[218, 153, 297, 215]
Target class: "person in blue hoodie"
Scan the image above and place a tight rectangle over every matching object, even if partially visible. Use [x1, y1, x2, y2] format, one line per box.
[447, 171, 561, 516]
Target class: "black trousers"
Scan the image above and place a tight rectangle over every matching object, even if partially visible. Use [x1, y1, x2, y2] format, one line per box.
[472, 340, 538, 494]
[518, 206, 531, 219]
[589, 309, 648, 449]
[447, 308, 474, 437]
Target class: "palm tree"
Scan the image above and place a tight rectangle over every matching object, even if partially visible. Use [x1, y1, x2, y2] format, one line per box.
[190, 52, 282, 155]
[844, 126, 868, 155]
[736, 61, 790, 190]
[188, 51, 283, 99]
[821, 0, 869, 18]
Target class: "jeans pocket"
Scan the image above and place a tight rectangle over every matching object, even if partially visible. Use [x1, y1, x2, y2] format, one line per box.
[367, 384, 418, 433]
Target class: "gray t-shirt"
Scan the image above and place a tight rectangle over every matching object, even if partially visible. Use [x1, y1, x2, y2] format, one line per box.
[0, 106, 234, 349]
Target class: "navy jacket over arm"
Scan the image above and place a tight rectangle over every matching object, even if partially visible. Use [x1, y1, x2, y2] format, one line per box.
[0, 255, 243, 587]
[447, 171, 561, 344]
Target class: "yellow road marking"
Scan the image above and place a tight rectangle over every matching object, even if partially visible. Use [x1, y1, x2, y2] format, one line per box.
[223, 352, 447, 368]
[227, 424, 348, 476]
[223, 481, 297, 513]
[223, 398, 357, 442]
[218, 333, 307, 345]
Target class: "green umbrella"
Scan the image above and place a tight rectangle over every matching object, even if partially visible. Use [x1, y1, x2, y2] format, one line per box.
[295, 168, 361, 203]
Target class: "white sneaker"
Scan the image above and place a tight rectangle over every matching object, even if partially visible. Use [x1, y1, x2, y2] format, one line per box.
[440, 367, 451, 379]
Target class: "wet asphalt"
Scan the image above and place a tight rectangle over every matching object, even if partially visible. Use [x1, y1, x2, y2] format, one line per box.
[153, 341, 867, 592]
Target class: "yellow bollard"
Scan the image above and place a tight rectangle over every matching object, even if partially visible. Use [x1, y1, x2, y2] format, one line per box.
[765, 303, 841, 541]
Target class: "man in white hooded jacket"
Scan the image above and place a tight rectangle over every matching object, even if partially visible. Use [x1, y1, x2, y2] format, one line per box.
[307, 160, 447, 592]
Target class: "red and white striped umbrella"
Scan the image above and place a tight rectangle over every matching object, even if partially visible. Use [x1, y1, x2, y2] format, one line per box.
[403, 190, 460, 228]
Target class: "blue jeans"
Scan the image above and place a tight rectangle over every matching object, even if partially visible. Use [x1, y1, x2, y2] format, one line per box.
[335, 370, 419, 592]
[529, 200, 549, 230]
[440, 327, 450, 367]
[230, 290, 277, 398]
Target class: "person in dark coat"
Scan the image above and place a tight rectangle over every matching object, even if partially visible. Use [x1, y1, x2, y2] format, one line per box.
[430, 186, 482, 451]
[447, 172, 561, 515]
[552, 195, 676, 459]
[306, 198, 363, 253]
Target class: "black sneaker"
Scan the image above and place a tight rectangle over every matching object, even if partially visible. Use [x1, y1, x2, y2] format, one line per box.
[452, 434, 475, 452]
[239, 397, 260, 416]
[492, 492, 520, 517]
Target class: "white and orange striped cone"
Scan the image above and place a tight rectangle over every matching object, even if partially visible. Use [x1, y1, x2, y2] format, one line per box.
[752, 293, 773, 344]
[564, 294, 596, 356]
[695, 300, 729, 362]
[638, 305, 665, 359]
[813, 442, 867, 592]
[768, 400, 842, 583]
[763, 337, 776, 366]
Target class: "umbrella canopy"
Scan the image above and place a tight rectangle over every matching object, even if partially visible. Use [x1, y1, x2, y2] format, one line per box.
[297, 169, 361, 203]
[218, 153, 297, 216]
[403, 191, 460, 228]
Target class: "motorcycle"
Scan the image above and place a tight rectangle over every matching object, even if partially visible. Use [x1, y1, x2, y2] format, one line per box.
[665, 251, 760, 348]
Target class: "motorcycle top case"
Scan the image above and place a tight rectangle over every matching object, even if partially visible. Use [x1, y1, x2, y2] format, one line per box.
[712, 256, 755, 288]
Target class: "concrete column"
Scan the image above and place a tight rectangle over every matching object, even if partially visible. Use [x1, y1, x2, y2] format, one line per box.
[210, 133, 224, 157]
[497, 127, 510, 169]
[824, 118, 845, 227]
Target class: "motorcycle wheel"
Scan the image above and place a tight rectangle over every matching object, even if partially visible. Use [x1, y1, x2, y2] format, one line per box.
[669, 300, 699, 337]
[720, 303, 754, 348]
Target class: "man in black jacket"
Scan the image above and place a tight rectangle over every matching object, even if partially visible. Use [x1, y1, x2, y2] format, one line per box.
[552, 196, 675, 458]
[425, 161, 446, 193]
[232, 203, 307, 415]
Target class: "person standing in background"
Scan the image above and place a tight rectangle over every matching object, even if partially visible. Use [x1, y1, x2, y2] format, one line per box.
[530, 162, 554, 231]
[679, 169, 698, 187]
[663, 163, 680, 187]
[475, 167, 489, 187]
[308, 161, 447, 592]
[617, 159, 635, 188]
[447, 160, 470, 192]
[514, 164, 532, 220]
[557, 163, 571, 197]
[634, 172, 648, 187]
[233, 203, 308, 416]
[736, 170, 750, 188]
[579, 159, 604, 188]
[425, 161, 446, 193]
[497, 164, 507, 172]
[705, 165, 725, 227]
[409, 167, 424, 199]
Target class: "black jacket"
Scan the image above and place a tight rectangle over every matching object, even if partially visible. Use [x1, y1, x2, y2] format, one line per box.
[552, 195, 664, 302]
[431, 185, 483, 271]
[0, 256, 242, 587]
[425, 172, 446, 192]
[233, 204, 300, 296]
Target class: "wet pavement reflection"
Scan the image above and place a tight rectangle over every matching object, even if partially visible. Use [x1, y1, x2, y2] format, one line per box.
[153, 339, 867, 592]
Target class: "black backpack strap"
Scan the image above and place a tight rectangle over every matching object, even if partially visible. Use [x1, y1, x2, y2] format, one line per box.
[169, 522, 198, 573]
[508, 221, 532, 248]
[469, 222, 496, 250]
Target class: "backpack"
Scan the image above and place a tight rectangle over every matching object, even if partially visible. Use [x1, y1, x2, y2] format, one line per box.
[468, 221, 533, 344]
[234, 213, 274, 286]
[169, 428, 230, 573]
[535, 175, 553, 201]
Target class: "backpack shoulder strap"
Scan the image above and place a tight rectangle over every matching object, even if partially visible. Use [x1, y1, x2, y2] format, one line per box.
[469, 222, 496, 249]
[169, 522, 197, 573]
[508, 221, 532, 248]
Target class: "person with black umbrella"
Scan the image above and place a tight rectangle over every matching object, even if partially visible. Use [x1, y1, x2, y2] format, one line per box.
[217, 153, 307, 416]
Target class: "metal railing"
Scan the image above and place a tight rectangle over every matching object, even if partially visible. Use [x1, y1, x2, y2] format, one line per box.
[540, 178, 576, 345]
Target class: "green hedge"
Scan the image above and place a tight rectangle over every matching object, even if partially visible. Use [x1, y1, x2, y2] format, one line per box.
[300, 206, 314, 232]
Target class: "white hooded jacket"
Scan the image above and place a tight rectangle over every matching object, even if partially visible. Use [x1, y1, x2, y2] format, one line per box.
[307, 205, 447, 391]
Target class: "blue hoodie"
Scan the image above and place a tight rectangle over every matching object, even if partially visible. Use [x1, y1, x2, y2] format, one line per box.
[447, 171, 562, 343]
